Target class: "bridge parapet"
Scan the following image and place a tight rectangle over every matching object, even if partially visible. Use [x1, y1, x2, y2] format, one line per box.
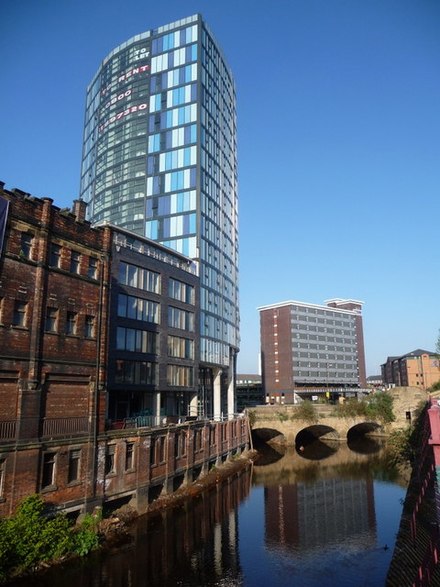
[248, 404, 387, 445]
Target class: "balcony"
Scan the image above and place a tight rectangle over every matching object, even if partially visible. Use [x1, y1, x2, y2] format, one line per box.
[0, 417, 90, 442]
[42, 417, 90, 438]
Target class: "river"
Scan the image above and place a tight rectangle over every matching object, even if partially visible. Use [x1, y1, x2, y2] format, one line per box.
[8, 439, 407, 587]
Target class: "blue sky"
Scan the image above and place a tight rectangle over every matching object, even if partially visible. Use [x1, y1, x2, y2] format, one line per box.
[1, 0, 439, 376]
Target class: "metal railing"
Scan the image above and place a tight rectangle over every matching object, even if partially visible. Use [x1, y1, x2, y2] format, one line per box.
[1, 414, 244, 438]
[106, 413, 242, 431]
[410, 404, 440, 585]
[42, 417, 90, 437]
[0, 420, 16, 440]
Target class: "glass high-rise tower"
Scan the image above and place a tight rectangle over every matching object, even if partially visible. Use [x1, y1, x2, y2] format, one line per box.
[80, 15, 239, 417]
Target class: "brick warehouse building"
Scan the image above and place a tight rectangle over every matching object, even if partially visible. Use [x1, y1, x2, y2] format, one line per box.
[0, 183, 109, 515]
[0, 184, 248, 517]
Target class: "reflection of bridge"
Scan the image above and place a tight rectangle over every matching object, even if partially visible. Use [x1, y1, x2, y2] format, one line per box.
[252, 444, 397, 485]
[250, 405, 387, 447]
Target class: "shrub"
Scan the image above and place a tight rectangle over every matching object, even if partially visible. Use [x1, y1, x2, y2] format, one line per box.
[0, 495, 100, 580]
[247, 410, 257, 427]
[291, 401, 318, 423]
[430, 380, 440, 392]
[335, 398, 368, 418]
[366, 391, 395, 424]
[73, 512, 101, 557]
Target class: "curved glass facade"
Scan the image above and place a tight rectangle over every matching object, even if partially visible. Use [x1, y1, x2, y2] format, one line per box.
[80, 15, 239, 381]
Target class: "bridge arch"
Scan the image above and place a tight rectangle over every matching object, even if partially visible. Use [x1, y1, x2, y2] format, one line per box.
[295, 425, 340, 460]
[251, 427, 286, 447]
[347, 421, 385, 454]
[347, 421, 384, 438]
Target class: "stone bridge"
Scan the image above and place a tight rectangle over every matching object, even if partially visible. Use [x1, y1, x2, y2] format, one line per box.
[249, 405, 387, 447]
[249, 388, 428, 448]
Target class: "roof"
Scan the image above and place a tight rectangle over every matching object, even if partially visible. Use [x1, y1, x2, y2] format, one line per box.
[257, 299, 363, 316]
[400, 349, 436, 359]
[382, 350, 436, 366]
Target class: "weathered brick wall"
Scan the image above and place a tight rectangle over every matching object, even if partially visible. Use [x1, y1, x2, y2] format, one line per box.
[0, 186, 107, 515]
[0, 186, 105, 426]
[0, 416, 249, 517]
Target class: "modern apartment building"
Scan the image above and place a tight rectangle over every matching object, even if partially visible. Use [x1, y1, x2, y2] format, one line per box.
[79, 14, 239, 417]
[108, 227, 200, 423]
[259, 299, 367, 398]
[381, 349, 440, 390]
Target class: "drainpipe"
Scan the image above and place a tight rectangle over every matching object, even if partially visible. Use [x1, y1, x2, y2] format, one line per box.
[85, 228, 110, 512]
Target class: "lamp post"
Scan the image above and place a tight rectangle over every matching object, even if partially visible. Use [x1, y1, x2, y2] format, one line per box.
[326, 363, 333, 403]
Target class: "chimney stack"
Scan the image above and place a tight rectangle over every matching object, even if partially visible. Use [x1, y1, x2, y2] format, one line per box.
[72, 199, 87, 223]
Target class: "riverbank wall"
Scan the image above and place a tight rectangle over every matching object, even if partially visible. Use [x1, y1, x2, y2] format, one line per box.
[1, 416, 250, 519]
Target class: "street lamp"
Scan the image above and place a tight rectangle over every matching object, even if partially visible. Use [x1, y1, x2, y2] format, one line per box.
[326, 363, 333, 402]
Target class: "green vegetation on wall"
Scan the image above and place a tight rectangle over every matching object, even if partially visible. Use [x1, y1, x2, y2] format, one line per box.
[290, 401, 318, 423]
[0, 495, 100, 582]
[336, 392, 395, 424]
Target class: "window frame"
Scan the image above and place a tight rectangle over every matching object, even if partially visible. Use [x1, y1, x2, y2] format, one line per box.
[12, 300, 27, 328]
[20, 232, 34, 260]
[41, 451, 57, 490]
[49, 244, 62, 268]
[85, 315, 95, 339]
[68, 448, 81, 484]
[88, 257, 98, 279]
[45, 307, 58, 333]
[65, 311, 78, 336]
[0, 459, 5, 500]
[125, 442, 135, 471]
[105, 444, 116, 475]
[70, 251, 81, 274]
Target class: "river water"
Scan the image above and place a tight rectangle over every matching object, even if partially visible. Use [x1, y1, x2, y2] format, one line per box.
[10, 439, 407, 587]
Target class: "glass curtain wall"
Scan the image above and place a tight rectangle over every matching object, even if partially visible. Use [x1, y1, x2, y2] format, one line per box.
[80, 15, 239, 415]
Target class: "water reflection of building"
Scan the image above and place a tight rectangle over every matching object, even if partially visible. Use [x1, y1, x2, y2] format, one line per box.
[265, 478, 376, 552]
[74, 469, 250, 587]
